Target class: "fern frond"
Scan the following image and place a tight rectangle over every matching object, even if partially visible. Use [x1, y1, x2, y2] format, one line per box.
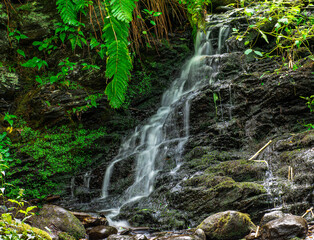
[110, 0, 136, 23]
[56, 0, 79, 26]
[103, 16, 132, 108]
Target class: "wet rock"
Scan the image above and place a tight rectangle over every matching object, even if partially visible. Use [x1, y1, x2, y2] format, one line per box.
[88, 225, 118, 240]
[197, 210, 256, 240]
[71, 211, 108, 228]
[31, 204, 86, 239]
[107, 235, 136, 240]
[259, 211, 286, 227]
[134, 234, 148, 240]
[194, 229, 206, 240]
[260, 215, 308, 240]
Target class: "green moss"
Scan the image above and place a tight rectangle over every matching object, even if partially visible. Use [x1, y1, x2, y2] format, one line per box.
[7, 124, 108, 199]
[58, 232, 76, 240]
[205, 159, 267, 182]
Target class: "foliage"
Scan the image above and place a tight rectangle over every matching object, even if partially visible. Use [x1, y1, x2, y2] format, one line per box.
[6, 124, 108, 199]
[177, 0, 211, 28]
[21, 57, 48, 71]
[238, 0, 314, 70]
[300, 95, 314, 130]
[0, 132, 50, 239]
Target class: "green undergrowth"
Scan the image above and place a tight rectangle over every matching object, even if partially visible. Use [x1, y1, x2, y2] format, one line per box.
[6, 124, 108, 199]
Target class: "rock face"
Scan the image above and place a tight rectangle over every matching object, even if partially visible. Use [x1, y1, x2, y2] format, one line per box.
[88, 225, 118, 240]
[260, 215, 308, 240]
[31, 205, 86, 239]
[197, 211, 256, 240]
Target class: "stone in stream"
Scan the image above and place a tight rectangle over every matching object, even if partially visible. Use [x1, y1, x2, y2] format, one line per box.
[197, 210, 256, 240]
[260, 215, 308, 240]
[31, 204, 86, 239]
[88, 225, 118, 240]
[259, 211, 287, 227]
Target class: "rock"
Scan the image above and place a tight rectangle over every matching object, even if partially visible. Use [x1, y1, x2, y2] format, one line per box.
[31, 204, 86, 239]
[259, 211, 286, 227]
[71, 211, 108, 228]
[194, 229, 206, 240]
[134, 234, 148, 240]
[88, 225, 118, 240]
[260, 215, 308, 240]
[197, 210, 256, 240]
[107, 235, 136, 240]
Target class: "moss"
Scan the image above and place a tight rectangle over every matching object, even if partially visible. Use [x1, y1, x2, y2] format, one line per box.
[205, 159, 267, 182]
[198, 211, 255, 240]
[58, 232, 76, 240]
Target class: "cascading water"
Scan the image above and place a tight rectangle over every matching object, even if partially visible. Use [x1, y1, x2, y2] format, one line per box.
[98, 25, 231, 226]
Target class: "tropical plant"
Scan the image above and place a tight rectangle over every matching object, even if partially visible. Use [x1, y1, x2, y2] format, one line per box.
[239, 0, 314, 70]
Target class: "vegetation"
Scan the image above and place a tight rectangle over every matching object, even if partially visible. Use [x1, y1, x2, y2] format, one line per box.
[239, 0, 313, 70]
[6, 124, 108, 199]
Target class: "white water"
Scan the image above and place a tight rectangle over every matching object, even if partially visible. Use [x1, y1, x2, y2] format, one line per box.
[100, 26, 230, 224]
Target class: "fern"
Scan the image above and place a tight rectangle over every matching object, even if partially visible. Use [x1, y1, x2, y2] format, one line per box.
[110, 0, 136, 23]
[56, 0, 79, 26]
[103, 14, 132, 108]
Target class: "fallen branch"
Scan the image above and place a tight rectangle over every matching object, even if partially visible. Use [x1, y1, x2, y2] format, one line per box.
[249, 140, 272, 161]
[302, 207, 313, 218]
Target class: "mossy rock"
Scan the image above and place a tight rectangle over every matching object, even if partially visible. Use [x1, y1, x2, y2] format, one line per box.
[31, 205, 86, 240]
[205, 159, 267, 182]
[197, 210, 256, 240]
[58, 232, 76, 240]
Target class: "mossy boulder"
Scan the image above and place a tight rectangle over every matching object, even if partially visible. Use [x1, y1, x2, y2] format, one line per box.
[197, 210, 256, 240]
[31, 205, 86, 239]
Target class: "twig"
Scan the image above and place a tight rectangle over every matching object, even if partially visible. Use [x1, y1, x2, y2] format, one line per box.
[249, 140, 272, 161]
[302, 207, 313, 218]
[255, 226, 260, 238]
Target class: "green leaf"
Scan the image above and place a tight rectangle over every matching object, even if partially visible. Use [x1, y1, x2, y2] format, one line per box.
[258, 30, 269, 43]
[254, 50, 263, 57]
[60, 32, 66, 43]
[17, 49, 25, 57]
[244, 49, 253, 55]
[150, 20, 156, 26]
[110, 0, 136, 23]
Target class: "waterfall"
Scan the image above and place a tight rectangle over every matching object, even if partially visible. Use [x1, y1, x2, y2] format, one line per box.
[99, 25, 230, 224]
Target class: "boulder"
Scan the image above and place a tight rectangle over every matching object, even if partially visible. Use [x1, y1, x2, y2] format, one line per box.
[88, 225, 118, 240]
[31, 204, 86, 239]
[260, 215, 308, 240]
[259, 211, 286, 227]
[197, 210, 256, 240]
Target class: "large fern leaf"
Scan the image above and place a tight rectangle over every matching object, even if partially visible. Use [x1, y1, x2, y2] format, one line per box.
[110, 0, 136, 23]
[56, 0, 79, 26]
[103, 15, 132, 108]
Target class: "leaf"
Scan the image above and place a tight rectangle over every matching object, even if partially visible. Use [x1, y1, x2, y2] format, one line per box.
[103, 15, 132, 108]
[254, 50, 263, 57]
[17, 49, 25, 57]
[258, 30, 269, 43]
[244, 49, 253, 55]
[110, 0, 136, 23]
[150, 20, 156, 26]
[60, 32, 66, 43]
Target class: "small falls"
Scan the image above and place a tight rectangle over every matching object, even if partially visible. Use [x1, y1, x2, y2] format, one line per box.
[95, 24, 232, 225]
